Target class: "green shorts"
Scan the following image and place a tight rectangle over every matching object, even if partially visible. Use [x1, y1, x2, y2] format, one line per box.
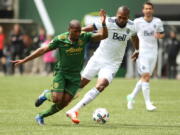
[51, 71, 81, 96]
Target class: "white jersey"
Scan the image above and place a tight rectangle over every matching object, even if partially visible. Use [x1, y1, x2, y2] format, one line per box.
[134, 17, 164, 56]
[92, 17, 136, 65]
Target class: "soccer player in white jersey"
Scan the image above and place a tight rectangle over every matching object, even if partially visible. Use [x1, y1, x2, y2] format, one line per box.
[66, 6, 139, 124]
[127, 2, 165, 111]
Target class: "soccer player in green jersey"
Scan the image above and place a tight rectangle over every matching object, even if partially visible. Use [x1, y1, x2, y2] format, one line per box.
[12, 9, 108, 125]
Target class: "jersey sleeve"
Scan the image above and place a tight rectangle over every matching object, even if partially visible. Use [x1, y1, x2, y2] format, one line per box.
[48, 36, 60, 50]
[93, 17, 109, 30]
[156, 19, 164, 33]
[128, 20, 137, 36]
[133, 19, 138, 33]
[93, 19, 102, 30]
[131, 24, 137, 36]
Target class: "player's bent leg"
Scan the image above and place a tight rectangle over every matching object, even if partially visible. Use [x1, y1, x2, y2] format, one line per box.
[35, 89, 50, 107]
[35, 103, 62, 125]
[127, 95, 135, 110]
[66, 111, 80, 124]
[61, 92, 74, 107]
[35, 92, 64, 125]
[95, 78, 109, 92]
[127, 80, 142, 110]
[73, 77, 91, 99]
[35, 114, 44, 125]
[141, 73, 150, 82]
[51, 91, 64, 103]
[66, 78, 109, 124]
[66, 87, 100, 124]
[80, 77, 91, 88]
[141, 73, 156, 111]
[62, 92, 80, 124]
[35, 89, 64, 107]
[66, 87, 100, 113]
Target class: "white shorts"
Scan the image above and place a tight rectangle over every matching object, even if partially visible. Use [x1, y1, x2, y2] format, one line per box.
[137, 55, 157, 75]
[81, 57, 120, 83]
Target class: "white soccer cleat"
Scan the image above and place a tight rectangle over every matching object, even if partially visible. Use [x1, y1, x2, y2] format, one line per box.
[146, 103, 157, 111]
[127, 95, 135, 110]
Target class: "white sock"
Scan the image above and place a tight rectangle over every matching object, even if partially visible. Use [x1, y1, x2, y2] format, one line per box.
[142, 82, 151, 105]
[130, 80, 142, 99]
[69, 88, 100, 112]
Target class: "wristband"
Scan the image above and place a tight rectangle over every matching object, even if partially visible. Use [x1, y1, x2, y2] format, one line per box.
[134, 49, 139, 53]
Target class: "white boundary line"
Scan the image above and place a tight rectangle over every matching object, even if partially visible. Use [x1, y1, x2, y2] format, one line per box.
[34, 0, 55, 35]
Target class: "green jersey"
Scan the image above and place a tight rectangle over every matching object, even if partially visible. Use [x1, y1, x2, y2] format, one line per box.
[49, 32, 93, 73]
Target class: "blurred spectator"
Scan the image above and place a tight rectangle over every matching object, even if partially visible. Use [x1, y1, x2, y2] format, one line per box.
[23, 34, 33, 57]
[0, 25, 7, 74]
[164, 31, 180, 79]
[31, 27, 46, 75]
[9, 24, 24, 74]
[176, 52, 180, 79]
[42, 35, 56, 75]
[23, 34, 33, 74]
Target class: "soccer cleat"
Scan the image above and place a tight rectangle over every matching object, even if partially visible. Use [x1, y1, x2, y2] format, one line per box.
[35, 90, 49, 107]
[35, 114, 44, 125]
[66, 111, 80, 124]
[146, 103, 157, 111]
[127, 95, 135, 110]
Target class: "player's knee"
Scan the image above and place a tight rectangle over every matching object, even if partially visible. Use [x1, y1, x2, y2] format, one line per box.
[80, 78, 90, 88]
[142, 73, 150, 82]
[60, 99, 72, 108]
[80, 83, 85, 89]
[96, 85, 106, 92]
[52, 96, 62, 104]
[96, 79, 109, 92]
[96, 83, 108, 92]
[61, 102, 69, 108]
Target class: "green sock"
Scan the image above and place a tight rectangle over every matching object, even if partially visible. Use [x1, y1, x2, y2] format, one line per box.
[39, 104, 62, 118]
[44, 91, 52, 101]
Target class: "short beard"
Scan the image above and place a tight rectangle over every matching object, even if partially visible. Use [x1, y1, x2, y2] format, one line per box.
[115, 19, 127, 28]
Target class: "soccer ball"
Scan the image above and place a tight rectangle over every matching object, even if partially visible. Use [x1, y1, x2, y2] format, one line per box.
[92, 108, 109, 124]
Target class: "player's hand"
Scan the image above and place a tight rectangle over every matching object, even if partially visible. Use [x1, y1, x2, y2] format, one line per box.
[99, 9, 106, 24]
[131, 51, 139, 62]
[11, 59, 25, 66]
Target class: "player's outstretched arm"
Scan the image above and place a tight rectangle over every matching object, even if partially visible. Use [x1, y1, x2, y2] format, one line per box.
[11, 46, 51, 66]
[91, 9, 108, 42]
[131, 34, 139, 62]
[82, 24, 94, 32]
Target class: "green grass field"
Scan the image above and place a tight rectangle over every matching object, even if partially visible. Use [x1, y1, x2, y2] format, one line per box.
[0, 75, 180, 135]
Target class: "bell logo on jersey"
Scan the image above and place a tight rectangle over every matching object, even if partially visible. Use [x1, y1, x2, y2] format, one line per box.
[112, 33, 127, 41]
[144, 30, 154, 36]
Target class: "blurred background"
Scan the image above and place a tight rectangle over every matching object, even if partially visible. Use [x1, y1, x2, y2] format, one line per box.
[0, 0, 179, 79]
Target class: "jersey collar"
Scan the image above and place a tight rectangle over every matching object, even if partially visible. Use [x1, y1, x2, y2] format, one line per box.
[143, 16, 154, 23]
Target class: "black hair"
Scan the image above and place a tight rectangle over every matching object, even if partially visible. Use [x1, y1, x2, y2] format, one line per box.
[117, 6, 130, 15]
[143, 2, 154, 9]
